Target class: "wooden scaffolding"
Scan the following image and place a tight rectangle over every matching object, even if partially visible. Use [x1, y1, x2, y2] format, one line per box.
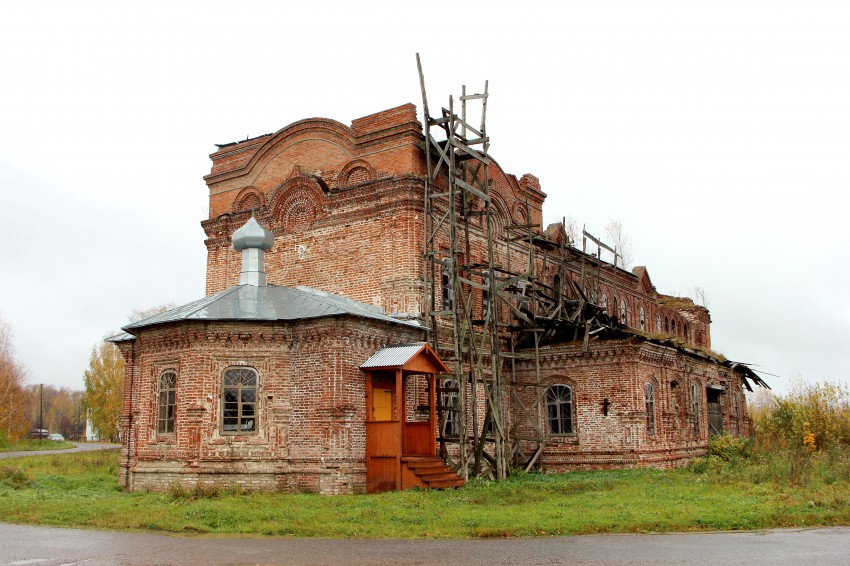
[417, 55, 625, 479]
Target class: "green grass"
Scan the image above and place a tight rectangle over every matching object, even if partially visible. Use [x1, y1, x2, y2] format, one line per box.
[1, 448, 849, 538]
[0, 438, 77, 452]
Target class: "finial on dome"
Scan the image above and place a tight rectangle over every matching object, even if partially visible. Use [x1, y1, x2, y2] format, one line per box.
[232, 215, 274, 251]
[232, 215, 274, 286]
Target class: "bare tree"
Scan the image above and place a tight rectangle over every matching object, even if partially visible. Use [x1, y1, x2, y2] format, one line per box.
[605, 219, 634, 270]
[693, 286, 711, 308]
[564, 215, 580, 248]
[128, 303, 175, 324]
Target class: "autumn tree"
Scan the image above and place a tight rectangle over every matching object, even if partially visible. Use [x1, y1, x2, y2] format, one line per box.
[82, 341, 124, 442]
[24, 385, 85, 439]
[0, 316, 28, 441]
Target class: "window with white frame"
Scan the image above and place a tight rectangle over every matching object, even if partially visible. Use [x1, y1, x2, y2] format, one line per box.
[222, 367, 258, 434]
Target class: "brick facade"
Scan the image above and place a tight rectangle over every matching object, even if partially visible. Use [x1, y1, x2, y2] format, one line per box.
[118, 317, 422, 494]
[115, 103, 757, 494]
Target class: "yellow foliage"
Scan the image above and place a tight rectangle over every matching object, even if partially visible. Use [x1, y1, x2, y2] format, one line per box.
[82, 342, 125, 442]
[752, 380, 850, 451]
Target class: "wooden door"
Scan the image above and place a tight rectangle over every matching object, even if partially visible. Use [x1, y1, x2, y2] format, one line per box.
[707, 388, 723, 435]
[373, 387, 393, 421]
[367, 380, 400, 492]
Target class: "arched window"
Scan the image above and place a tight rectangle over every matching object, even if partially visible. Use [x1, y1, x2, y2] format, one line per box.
[222, 367, 258, 434]
[645, 382, 656, 435]
[553, 274, 562, 298]
[157, 371, 177, 434]
[441, 258, 454, 311]
[442, 379, 459, 437]
[684, 323, 689, 343]
[620, 299, 627, 324]
[656, 313, 662, 333]
[601, 293, 608, 313]
[664, 316, 669, 332]
[545, 384, 574, 434]
[671, 319, 677, 333]
[639, 306, 646, 331]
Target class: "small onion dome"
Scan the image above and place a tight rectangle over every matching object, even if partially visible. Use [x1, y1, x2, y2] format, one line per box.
[232, 216, 274, 251]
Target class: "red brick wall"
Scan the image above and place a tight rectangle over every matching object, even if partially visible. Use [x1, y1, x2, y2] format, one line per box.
[118, 317, 423, 494]
[510, 339, 750, 470]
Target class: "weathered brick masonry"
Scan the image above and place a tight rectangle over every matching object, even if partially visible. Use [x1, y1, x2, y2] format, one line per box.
[114, 103, 758, 494]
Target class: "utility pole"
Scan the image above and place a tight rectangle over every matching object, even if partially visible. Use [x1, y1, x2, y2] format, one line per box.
[39, 383, 43, 438]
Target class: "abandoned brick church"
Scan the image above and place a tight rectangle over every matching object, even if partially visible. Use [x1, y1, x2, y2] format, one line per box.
[112, 102, 767, 494]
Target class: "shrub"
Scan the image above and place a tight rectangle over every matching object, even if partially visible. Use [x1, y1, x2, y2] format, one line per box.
[752, 380, 850, 451]
[0, 465, 31, 488]
[708, 434, 752, 462]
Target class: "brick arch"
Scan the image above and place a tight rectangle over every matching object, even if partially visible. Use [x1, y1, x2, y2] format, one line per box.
[269, 176, 325, 234]
[490, 194, 509, 241]
[337, 159, 376, 187]
[232, 187, 266, 213]
[512, 202, 530, 226]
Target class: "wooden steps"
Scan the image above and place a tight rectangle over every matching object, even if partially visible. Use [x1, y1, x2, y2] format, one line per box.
[401, 456, 465, 489]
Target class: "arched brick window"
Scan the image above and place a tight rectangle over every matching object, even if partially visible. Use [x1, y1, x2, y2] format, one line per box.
[157, 371, 177, 434]
[601, 293, 608, 313]
[620, 299, 627, 324]
[645, 382, 656, 435]
[656, 313, 662, 333]
[222, 367, 258, 434]
[639, 306, 646, 331]
[545, 384, 574, 435]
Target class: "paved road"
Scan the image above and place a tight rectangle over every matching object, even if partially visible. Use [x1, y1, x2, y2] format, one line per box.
[0, 442, 120, 460]
[1, 524, 849, 565]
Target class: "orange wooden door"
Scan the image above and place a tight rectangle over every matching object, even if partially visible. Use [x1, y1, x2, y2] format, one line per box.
[373, 387, 393, 421]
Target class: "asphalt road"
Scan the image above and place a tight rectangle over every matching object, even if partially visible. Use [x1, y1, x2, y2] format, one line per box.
[0, 442, 120, 460]
[1, 524, 849, 565]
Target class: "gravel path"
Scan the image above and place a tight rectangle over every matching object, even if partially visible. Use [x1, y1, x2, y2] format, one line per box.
[0, 442, 120, 460]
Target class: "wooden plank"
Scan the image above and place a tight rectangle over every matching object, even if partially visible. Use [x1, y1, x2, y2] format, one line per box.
[455, 178, 491, 203]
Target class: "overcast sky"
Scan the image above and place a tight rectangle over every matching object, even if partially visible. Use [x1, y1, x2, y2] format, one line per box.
[1, 1, 848, 395]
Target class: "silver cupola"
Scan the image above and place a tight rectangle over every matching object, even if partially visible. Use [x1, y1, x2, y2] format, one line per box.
[231, 216, 274, 286]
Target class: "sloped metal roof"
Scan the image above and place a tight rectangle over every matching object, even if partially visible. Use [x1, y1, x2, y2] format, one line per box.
[360, 342, 428, 369]
[120, 284, 421, 335]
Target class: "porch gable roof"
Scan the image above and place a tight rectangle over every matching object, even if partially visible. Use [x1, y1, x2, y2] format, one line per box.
[360, 342, 448, 374]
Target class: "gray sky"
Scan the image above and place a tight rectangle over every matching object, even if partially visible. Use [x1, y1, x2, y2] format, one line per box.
[1, 1, 847, 395]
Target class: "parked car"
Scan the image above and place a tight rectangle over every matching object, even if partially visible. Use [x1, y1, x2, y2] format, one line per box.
[28, 429, 49, 439]
[47, 433, 65, 441]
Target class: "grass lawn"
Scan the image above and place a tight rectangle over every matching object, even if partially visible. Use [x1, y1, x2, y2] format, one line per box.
[0, 438, 77, 452]
[1, 449, 849, 538]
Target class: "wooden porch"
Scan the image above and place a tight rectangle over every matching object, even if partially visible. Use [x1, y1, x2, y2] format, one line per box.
[361, 343, 463, 493]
